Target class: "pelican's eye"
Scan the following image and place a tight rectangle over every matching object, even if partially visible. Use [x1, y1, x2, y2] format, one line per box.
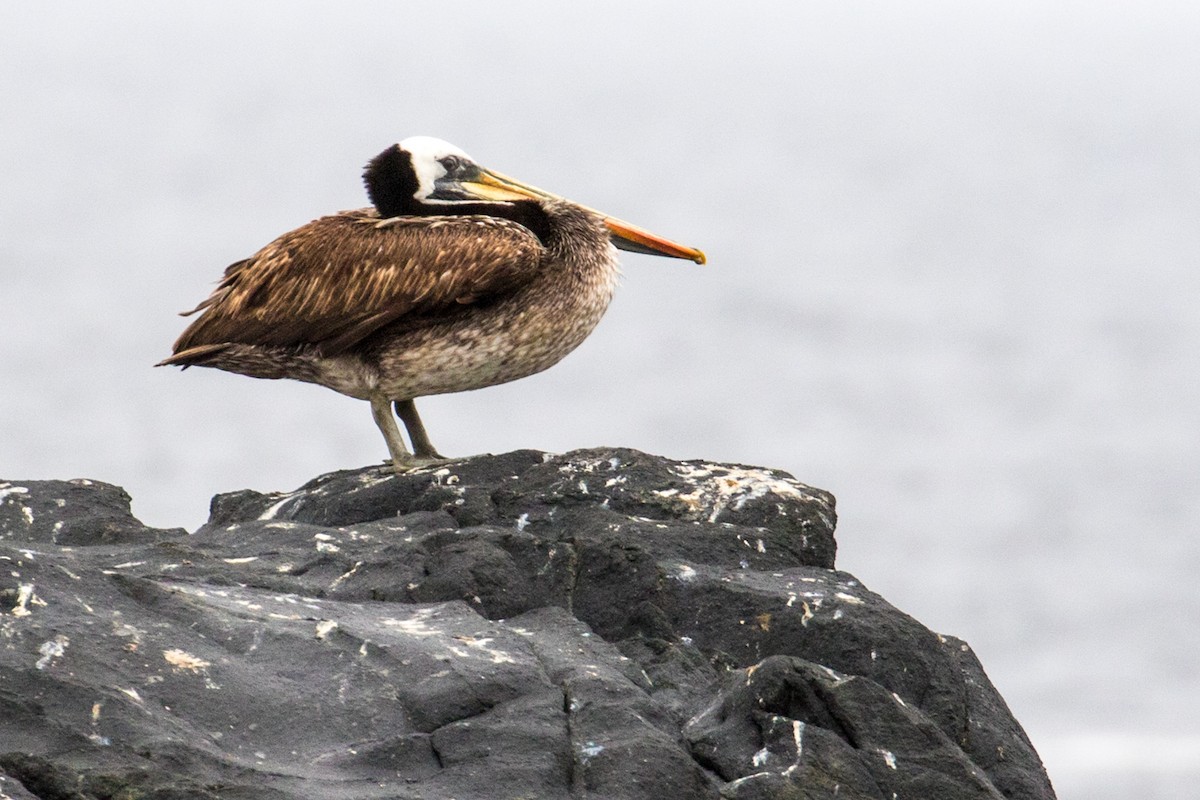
[439, 155, 469, 177]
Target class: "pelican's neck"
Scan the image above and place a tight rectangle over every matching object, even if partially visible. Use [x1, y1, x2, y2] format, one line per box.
[535, 199, 613, 271]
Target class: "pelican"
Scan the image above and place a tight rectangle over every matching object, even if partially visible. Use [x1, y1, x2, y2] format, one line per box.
[158, 136, 705, 470]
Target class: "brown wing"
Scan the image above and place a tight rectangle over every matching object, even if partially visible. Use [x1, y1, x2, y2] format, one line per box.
[165, 209, 545, 360]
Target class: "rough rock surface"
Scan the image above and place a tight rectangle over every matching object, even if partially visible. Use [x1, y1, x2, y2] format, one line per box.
[0, 448, 1055, 799]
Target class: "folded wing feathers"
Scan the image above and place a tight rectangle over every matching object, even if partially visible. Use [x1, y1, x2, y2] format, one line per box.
[168, 210, 544, 358]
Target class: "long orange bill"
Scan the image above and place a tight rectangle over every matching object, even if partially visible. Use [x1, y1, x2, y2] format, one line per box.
[465, 168, 706, 265]
[601, 216, 706, 264]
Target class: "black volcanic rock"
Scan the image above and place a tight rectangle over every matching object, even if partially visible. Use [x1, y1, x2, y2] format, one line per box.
[0, 450, 1054, 799]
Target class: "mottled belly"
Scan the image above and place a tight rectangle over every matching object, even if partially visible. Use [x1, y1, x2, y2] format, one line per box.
[317, 278, 616, 401]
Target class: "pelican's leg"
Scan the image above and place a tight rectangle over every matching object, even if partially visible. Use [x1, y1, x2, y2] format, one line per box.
[370, 396, 415, 472]
[395, 399, 446, 459]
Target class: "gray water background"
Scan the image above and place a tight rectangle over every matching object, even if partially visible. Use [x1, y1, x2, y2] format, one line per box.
[3, 2, 1198, 797]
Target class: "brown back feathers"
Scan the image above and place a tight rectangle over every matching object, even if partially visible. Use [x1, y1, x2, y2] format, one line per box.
[162, 209, 545, 364]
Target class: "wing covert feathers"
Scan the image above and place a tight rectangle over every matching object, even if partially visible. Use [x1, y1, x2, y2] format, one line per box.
[166, 210, 544, 360]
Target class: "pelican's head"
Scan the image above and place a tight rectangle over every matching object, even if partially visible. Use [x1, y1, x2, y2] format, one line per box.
[393, 136, 481, 203]
[363, 136, 705, 264]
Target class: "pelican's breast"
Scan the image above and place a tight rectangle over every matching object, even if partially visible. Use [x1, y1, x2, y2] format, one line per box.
[367, 238, 621, 400]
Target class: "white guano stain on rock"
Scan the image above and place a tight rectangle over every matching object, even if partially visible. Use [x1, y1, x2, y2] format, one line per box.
[36, 635, 69, 669]
[674, 563, 697, 582]
[258, 492, 301, 521]
[313, 532, 341, 553]
[163, 649, 211, 673]
[0, 484, 30, 502]
[383, 610, 519, 664]
[819, 665, 844, 684]
[383, 608, 442, 637]
[452, 635, 517, 664]
[0, 483, 35, 524]
[578, 741, 604, 762]
[163, 649, 221, 689]
[653, 463, 827, 524]
[330, 561, 361, 590]
[726, 772, 774, 789]
[11, 583, 44, 617]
